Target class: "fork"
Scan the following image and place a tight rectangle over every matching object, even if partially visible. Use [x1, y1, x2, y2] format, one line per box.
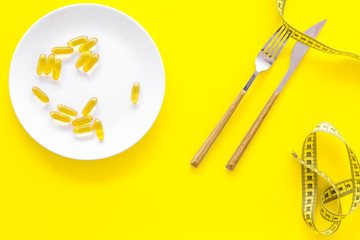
[190, 25, 292, 168]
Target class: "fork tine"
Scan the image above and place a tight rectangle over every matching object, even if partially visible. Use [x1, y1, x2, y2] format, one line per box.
[272, 30, 292, 60]
[265, 27, 286, 55]
[261, 25, 284, 52]
[269, 28, 290, 57]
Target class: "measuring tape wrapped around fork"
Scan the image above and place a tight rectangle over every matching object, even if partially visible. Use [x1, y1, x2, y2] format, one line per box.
[276, 0, 360, 61]
[292, 122, 360, 235]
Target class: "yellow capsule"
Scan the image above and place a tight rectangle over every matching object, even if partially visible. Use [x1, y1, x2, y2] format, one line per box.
[52, 59, 61, 80]
[79, 37, 98, 52]
[52, 47, 73, 54]
[72, 116, 93, 127]
[36, 54, 46, 75]
[73, 124, 94, 134]
[57, 104, 77, 116]
[44, 54, 55, 75]
[67, 35, 88, 47]
[82, 97, 97, 116]
[49, 111, 71, 123]
[32, 86, 49, 103]
[83, 54, 99, 72]
[75, 50, 92, 68]
[94, 119, 104, 140]
[131, 82, 140, 104]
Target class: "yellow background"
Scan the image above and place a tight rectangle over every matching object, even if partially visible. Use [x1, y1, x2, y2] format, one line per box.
[1, 0, 360, 239]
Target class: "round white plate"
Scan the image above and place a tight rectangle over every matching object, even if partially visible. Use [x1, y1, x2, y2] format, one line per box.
[9, 4, 165, 160]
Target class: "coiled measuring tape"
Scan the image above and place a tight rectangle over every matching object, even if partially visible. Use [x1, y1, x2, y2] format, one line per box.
[276, 0, 360, 61]
[292, 122, 360, 235]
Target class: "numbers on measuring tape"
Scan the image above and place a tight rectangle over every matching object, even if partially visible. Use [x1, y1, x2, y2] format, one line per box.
[276, 0, 360, 61]
[292, 122, 360, 235]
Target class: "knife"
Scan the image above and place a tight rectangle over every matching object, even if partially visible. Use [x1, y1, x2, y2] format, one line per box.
[226, 19, 327, 171]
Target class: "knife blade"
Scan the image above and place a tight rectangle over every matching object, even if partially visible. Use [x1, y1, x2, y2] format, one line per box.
[276, 19, 327, 92]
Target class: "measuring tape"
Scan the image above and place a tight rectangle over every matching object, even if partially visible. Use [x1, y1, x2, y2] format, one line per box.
[276, 0, 360, 61]
[292, 122, 360, 235]
[276, 1, 360, 234]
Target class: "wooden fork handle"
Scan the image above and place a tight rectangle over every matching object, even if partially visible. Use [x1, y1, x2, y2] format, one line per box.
[190, 89, 247, 168]
[226, 90, 280, 171]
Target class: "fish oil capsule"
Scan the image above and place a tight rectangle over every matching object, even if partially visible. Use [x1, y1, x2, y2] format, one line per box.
[68, 35, 88, 47]
[83, 54, 99, 72]
[73, 124, 94, 134]
[44, 54, 55, 75]
[52, 47, 73, 54]
[131, 82, 140, 104]
[79, 37, 98, 52]
[36, 54, 46, 75]
[82, 97, 97, 116]
[57, 104, 77, 116]
[75, 50, 92, 68]
[49, 111, 71, 122]
[32, 86, 49, 103]
[52, 59, 61, 80]
[72, 116, 93, 127]
[94, 119, 104, 140]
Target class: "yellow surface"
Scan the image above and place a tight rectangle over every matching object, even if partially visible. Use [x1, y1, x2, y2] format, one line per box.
[1, 0, 360, 239]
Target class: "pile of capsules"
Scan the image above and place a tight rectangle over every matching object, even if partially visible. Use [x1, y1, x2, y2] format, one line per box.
[32, 86, 104, 140]
[51, 97, 104, 140]
[32, 35, 142, 141]
[36, 35, 99, 80]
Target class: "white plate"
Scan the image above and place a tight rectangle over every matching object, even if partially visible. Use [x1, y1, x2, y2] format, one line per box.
[9, 4, 165, 160]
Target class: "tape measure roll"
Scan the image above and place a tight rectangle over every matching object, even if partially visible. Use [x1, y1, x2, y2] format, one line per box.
[292, 122, 360, 235]
[276, 0, 360, 61]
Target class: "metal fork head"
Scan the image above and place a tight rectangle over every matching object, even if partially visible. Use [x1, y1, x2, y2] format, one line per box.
[255, 25, 292, 72]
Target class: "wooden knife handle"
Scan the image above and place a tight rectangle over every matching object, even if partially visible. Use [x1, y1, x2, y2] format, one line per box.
[226, 91, 280, 171]
[190, 89, 247, 168]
